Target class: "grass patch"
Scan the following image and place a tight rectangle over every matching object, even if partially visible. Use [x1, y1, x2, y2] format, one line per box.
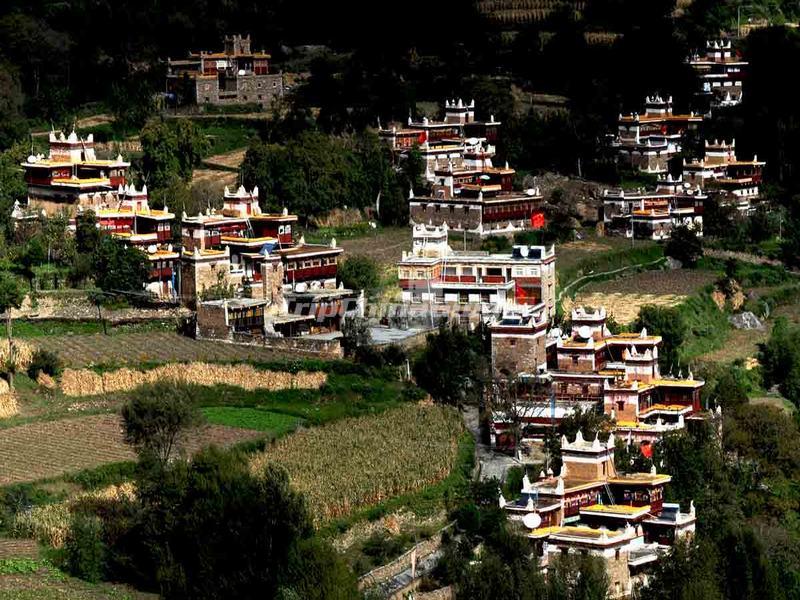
[63, 462, 136, 491]
[0, 558, 44, 575]
[13, 320, 174, 339]
[195, 120, 262, 157]
[679, 293, 731, 362]
[185, 372, 414, 426]
[201, 407, 302, 436]
[302, 223, 376, 244]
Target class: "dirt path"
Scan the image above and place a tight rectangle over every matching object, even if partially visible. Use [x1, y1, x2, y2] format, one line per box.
[705, 248, 784, 267]
[463, 406, 518, 482]
[32, 114, 114, 136]
[202, 148, 247, 171]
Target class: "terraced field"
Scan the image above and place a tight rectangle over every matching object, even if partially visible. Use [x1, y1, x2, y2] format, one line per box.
[0, 414, 263, 485]
[44, 332, 301, 367]
[568, 269, 717, 323]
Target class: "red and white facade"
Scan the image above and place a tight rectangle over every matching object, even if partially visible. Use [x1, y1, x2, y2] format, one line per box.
[688, 39, 747, 108]
[682, 139, 766, 213]
[602, 174, 706, 240]
[397, 223, 556, 324]
[612, 96, 703, 174]
[18, 130, 130, 218]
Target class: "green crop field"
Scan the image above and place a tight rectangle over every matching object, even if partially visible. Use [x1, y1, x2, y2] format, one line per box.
[201, 407, 302, 437]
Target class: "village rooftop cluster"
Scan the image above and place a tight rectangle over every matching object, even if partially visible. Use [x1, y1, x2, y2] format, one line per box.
[6, 34, 764, 599]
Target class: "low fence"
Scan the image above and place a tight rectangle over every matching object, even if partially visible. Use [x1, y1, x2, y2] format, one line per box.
[223, 332, 343, 358]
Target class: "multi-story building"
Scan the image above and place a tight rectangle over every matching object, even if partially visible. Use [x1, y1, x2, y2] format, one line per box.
[682, 139, 766, 213]
[502, 432, 696, 599]
[381, 99, 545, 236]
[490, 307, 704, 449]
[687, 39, 747, 109]
[78, 184, 179, 300]
[602, 174, 706, 240]
[180, 186, 347, 305]
[612, 95, 703, 173]
[397, 222, 556, 325]
[19, 130, 130, 217]
[166, 34, 284, 107]
[379, 98, 501, 177]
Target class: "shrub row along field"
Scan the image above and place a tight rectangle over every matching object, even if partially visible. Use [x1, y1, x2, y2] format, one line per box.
[0, 414, 263, 485]
[251, 404, 464, 525]
[44, 332, 312, 368]
[13, 483, 135, 548]
[60, 364, 326, 396]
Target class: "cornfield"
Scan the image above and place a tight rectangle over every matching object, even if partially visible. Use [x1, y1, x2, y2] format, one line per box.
[251, 405, 464, 525]
[12, 483, 135, 548]
[60, 363, 327, 396]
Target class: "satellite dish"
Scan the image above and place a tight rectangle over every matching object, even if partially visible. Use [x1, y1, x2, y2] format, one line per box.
[466, 137, 479, 145]
[523, 512, 542, 530]
[295, 282, 308, 292]
[525, 188, 537, 196]
[578, 325, 592, 339]
[480, 174, 491, 180]
[147, 245, 157, 254]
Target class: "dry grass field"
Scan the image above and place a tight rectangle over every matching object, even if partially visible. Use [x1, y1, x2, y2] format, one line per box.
[568, 269, 717, 323]
[44, 332, 303, 367]
[698, 328, 769, 364]
[0, 414, 262, 485]
[339, 227, 411, 269]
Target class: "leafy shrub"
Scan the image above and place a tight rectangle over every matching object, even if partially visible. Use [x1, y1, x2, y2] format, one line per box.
[27, 348, 62, 379]
[65, 514, 106, 582]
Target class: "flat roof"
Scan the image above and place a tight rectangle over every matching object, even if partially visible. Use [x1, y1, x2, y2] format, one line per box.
[580, 504, 652, 519]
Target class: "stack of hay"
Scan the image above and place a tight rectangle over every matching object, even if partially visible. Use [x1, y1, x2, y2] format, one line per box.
[61, 363, 328, 397]
[0, 378, 17, 419]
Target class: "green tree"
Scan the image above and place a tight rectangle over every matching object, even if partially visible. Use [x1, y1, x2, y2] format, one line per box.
[760, 317, 800, 407]
[0, 144, 27, 231]
[338, 255, 380, 294]
[0, 64, 26, 150]
[665, 225, 703, 268]
[75, 211, 102, 254]
[121, 381, 204, 468]
[17, 235, 46, 290]
[65, 514, 107, 583]
[141, 119, 209, 190]
[637, 539, 722, 600]
[413, 323, 488, 407]
[341, 316, 371, 357]
[129, 447, 358, 599]
[634, 305, 687, 372]
[91, 236, 149, 301]
[547, 553, 610, 600]
[109, 71, 157, 133]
